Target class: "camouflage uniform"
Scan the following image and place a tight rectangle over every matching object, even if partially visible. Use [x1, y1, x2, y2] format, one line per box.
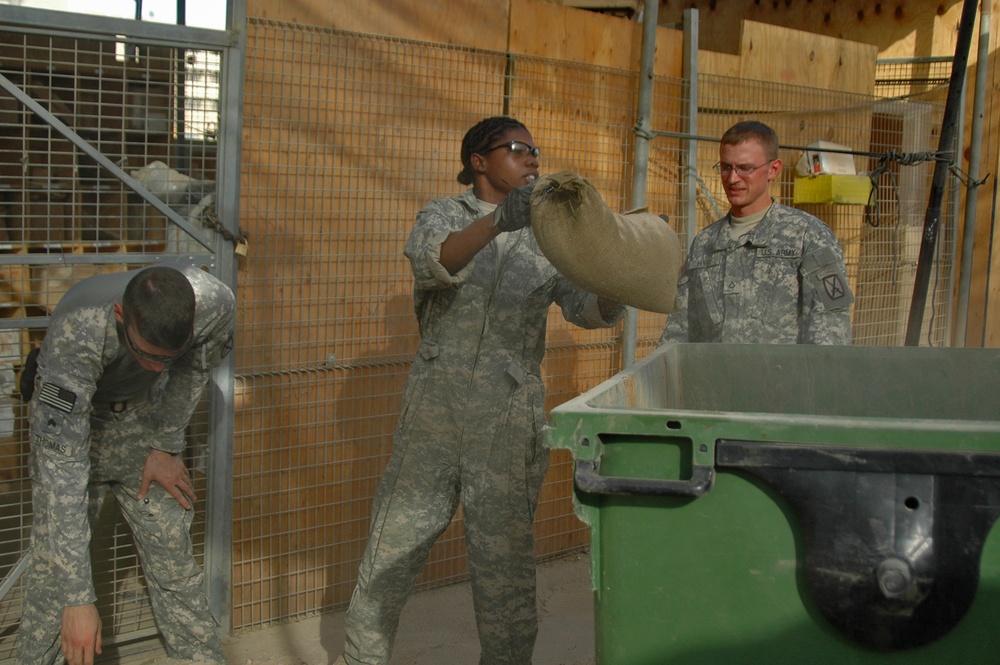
[17, 262, 235, 665]
[660, 202, 854, 345]
[342, 189, 624, 665]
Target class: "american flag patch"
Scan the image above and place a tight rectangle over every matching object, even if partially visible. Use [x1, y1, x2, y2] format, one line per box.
[39, 382, 76, 414]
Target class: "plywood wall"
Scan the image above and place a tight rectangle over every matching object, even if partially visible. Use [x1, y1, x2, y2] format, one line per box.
[248, 0, 509, 51]
[655, 0, 968, 58]
[697, 19, 877, 156]
[980, 3, 1000, 347]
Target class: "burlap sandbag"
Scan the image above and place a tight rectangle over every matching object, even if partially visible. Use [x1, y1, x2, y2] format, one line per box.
[530, 171, 683, 314]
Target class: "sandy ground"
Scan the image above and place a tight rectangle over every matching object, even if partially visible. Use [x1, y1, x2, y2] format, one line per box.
[123, 553, 595, 665]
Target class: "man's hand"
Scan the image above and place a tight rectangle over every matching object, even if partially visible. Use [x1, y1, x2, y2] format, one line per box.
[493, 182, 536, 232]
[138, 448, 195, 510]
[61, 603, 102, 665]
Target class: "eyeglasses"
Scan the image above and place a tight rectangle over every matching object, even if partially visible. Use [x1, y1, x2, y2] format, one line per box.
[122, 315, 190, 363]
[481, 141, 541, 159]
[713, 160, 773, 178]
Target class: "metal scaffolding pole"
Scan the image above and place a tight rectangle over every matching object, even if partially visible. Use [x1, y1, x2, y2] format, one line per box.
[624, 0, 660, 367]
[682, 9, 699, 252]
[955, 1, 991, 346]
[905, 0, 978, 345]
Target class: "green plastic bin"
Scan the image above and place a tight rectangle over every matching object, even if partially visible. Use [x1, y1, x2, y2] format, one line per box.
[546, 342, 1000, 665]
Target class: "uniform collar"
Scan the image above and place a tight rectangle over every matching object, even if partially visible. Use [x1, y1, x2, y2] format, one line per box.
[457, 188, 482, 216]
[713, 200, 782, 250]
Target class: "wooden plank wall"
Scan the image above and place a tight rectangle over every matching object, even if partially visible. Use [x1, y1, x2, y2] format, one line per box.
[249, 0, 509, 50]
[982, 4, 1000, 347]
[508, 0, 684, 203]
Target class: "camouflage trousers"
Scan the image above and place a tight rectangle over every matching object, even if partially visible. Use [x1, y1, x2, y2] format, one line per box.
[17, 399, 224, 665]
[342, 396, 550, 665]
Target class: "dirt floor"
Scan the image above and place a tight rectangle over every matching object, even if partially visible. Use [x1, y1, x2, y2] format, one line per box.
[124, 552, 595, 665]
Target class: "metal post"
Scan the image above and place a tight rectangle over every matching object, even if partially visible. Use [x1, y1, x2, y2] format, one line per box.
[624, 0, 660, 368]
[955, 1, 991, 346]
[203, 0, 247, 635]
[682, 9, 699, 250]
[905, 0, 978, 345]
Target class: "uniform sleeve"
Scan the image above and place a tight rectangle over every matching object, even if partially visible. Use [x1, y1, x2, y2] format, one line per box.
[552, 277, 625, 330]
[28, 311, 110, 606]
[800, 225, 855, 345]
[148, 274, 236, 454]
[659, 270, 691, 344]
[405, 199, 475, 291]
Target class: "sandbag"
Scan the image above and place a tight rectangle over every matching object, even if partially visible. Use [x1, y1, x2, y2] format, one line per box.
[530, 171, 683, 314]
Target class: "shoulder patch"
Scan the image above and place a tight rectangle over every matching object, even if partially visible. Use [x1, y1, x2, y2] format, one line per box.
[822, 273, 849, 301]
[221, 333, 234, 358]
[38, 382, 77, 414]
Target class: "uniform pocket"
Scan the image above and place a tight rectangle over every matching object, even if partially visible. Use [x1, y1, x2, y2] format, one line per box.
[687, 264, 723, 331]
[523, 375, 547, 467]
[749, 254, 799, 320]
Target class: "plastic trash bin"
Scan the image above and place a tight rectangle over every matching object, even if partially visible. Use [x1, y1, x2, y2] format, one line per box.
[545, 342, 1000, 664]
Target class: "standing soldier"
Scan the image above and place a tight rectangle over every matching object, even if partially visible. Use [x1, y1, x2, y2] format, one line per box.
[660, 120, 854, 345]
[336, 116, 625, 665]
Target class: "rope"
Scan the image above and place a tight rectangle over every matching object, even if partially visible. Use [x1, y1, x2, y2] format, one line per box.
[864, 149, 954, 228]
[632, 124, 655, 141]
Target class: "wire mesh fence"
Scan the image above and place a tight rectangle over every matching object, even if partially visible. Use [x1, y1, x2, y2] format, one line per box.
[0, 9, 960, 658]
[233, 19, 956, 633]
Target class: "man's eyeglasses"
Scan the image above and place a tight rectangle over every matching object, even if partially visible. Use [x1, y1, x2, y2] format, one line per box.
[481, 141, 541, 159]
[713, 160, 773, 178]
[122, 316, 190, 363]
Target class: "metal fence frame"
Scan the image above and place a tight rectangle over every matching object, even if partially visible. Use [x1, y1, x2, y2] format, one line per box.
[0, 2, 244, 656]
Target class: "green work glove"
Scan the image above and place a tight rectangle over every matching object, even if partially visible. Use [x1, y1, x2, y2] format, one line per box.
[493, 182, 536, 232]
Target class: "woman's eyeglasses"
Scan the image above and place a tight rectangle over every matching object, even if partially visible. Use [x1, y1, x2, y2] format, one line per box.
[481, 141, 541, 159]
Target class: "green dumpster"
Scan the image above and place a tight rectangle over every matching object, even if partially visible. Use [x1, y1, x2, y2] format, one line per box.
[545, 342, 1000, 664]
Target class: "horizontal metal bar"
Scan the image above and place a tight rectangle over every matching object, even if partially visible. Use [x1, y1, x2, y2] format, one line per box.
[0, 554, 29, 604]
[0, 316, 49, 329]
[877, 56, 955, 65]
[0, 5, 232, 49]
[0, 252, 216, 266]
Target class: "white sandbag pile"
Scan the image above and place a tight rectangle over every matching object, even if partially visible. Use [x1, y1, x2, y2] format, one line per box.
[530, 171, 683, 314]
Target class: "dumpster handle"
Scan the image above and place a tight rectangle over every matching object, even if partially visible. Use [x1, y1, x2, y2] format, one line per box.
[574, 459, 715, 497]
